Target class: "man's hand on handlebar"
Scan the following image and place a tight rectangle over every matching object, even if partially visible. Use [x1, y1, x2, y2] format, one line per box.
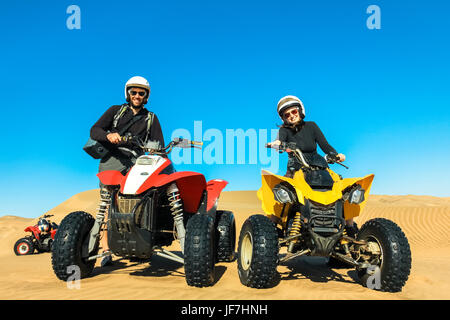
[107, 132, 122, 144]
[267, 140, 282, 148]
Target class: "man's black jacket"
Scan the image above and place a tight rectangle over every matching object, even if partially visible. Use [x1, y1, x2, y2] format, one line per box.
[90, 104, 165, 155]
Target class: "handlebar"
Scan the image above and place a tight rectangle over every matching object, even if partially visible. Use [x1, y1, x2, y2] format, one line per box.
[121, 134, 203, 156]
[266, 142, 349, 169]
[39, 214, 53, 220]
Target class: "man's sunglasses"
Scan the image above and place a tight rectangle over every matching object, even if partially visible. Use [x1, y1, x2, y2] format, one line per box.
[283, 109, 299, 119]
[129, 90, 147, 97]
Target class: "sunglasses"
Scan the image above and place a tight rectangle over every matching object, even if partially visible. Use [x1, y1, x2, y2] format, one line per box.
[283, 109, 299, 119]
[129, 90, 147, 97]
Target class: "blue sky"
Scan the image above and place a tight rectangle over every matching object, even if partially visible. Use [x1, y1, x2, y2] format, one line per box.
[1, 0, 449, 218]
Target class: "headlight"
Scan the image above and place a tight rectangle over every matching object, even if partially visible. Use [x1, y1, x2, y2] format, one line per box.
[136, 156, 155, 165]
[349, 187, 365, 204]
[273, 184, 296, 203]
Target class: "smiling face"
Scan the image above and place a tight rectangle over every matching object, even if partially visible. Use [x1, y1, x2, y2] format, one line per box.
[128, 87, 148, 108]
[283, 106, 301, 125]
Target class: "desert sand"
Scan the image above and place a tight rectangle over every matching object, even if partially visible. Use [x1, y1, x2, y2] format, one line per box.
[1, 190, 449, 300]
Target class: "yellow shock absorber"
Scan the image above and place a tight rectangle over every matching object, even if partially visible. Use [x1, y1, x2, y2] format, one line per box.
[341, 227, 349, 244]
[340, 226, 350, 254]
[288, 212, 302, 252]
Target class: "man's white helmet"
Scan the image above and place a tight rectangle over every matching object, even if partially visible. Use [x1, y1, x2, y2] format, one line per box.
[277, 95, 305, 119]
[124, 76, 151, 103]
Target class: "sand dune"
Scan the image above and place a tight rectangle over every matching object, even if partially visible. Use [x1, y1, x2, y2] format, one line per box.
[1, 190, 449, 300]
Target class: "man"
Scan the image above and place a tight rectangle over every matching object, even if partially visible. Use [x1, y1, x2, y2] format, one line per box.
[90, 76, 165, 266]
[91, 76, 165, 176]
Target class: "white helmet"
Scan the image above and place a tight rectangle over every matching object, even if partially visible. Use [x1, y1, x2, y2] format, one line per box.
[277, 95, 305, 120]
[124, 76, 151, 104]
[38, 218, 50, 232]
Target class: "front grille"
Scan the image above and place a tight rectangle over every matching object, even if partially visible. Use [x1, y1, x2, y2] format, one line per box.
[117, 197, 142, 214]
[309, 201, 339, 230]
[117, 196, 145, 226]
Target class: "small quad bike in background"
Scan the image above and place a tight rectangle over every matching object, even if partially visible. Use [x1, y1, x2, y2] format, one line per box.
[52, 137, 236, 287]
[237, 142, 411, 292]
[14, 214, 58, 255]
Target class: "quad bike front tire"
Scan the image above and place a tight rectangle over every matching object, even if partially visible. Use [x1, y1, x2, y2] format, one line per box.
[184, 214, 216, 287]
[356, 218, 411, 292]
[14, 237, 35, 255]
[51, 211, 97, 281]
[237, 214, 279, 288]
[215, 210, 236, 262]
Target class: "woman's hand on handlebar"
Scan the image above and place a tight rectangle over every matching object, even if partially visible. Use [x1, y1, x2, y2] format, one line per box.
[327, 153, 346, 163]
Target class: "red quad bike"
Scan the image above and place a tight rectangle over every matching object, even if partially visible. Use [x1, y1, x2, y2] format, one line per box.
[14, 214, 58, 255]
[51, 137, 236, 287]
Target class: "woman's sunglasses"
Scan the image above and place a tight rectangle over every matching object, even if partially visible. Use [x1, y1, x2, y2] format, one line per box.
[129, 90, 147, 97]
[283, 109, 299, 119]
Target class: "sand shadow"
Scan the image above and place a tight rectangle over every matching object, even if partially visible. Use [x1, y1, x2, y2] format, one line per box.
[213, 265, 227, 285]
[89, 251, 229, 283]
[346, 269, 361, 284]
[278, 255, 356, 285]
[129, 252, 185, 278]
[90, 259, 139, 277]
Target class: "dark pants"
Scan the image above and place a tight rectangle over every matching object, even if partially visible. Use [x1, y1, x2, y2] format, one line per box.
[285, 157, 301, 178]
[97, 154, 134, 255]
[98, 154, 134, 188]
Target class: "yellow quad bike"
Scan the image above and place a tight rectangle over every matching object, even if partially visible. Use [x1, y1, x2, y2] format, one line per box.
[237, 142, 411, 292]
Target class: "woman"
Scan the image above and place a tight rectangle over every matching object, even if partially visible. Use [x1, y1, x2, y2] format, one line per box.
[268, 95, 357, 237]
[269, 95, 345, 177]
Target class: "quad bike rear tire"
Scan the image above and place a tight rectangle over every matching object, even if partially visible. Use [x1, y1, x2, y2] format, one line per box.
[237, 214, 279, 288]
[14, 237, 34, 255]
[356, 218, 411, 292]
[215, 210, 236, 262]
[51, 211, 97, 281]
[184, 214, 216, 287]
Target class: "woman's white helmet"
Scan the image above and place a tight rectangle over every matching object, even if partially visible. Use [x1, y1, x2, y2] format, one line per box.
[124, 76, 151, 104]
[277, 95, 305, 120]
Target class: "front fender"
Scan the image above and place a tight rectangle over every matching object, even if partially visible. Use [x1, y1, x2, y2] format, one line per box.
[97, 170, 125, 186]
[24, 226, 40, 241]
[339, 174, 375, 220]
[258, 170, 305, 217]
[149, 172, 207, 214]
[206, 179, 228, 214]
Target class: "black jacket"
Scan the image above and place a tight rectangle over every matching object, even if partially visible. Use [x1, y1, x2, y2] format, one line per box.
[279, 121, 338, 169]
[90, 104, 165, 155]
[278, 121, 337, 155]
